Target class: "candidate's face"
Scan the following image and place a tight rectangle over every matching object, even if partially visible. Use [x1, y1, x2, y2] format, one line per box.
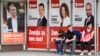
[86, 4, 92, 17]
[39, 6, 44, 17]
[9, 6, 17, 17]
[61, 7, 66, 18]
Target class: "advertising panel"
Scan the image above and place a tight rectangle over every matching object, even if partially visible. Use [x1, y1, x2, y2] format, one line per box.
[2, 2, 25, 44]
[49, 0, 71, 49]
[27, 0, 48, 49]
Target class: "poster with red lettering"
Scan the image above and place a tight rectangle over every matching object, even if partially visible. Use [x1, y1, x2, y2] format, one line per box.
[27, 0, 48, 49]
[2, 2, 25, 44]
[49, 0, 71, 49]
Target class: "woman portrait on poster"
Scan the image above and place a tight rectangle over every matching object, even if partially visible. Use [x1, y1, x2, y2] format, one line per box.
[59, 3, 71, 27]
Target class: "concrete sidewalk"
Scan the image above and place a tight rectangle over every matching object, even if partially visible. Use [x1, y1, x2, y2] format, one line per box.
[0, 51, 97, 56]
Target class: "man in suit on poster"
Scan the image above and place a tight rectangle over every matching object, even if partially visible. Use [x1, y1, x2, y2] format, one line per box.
[84, 2, 94, 27]
[37, 3, 47, 26]
[7, 4, 24, 32]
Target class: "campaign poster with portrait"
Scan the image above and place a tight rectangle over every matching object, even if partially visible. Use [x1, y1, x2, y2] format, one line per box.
[49, 0, 71, 49]
[27, 0, 48, 49]
[73, 0, 95, 27]
[2, 2, 25, 44]
[73, 0, 95, 50]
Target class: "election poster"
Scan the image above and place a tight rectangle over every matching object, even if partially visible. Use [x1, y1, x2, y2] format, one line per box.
[27, 0, 48, 49]
[49, 0, 71, 49]
[2, 2, 25, 44]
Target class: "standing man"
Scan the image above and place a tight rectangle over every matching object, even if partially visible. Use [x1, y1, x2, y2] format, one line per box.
[84, 2, 94, 27]
[7, 4, 24, 32]
[37, 3, 47, 26]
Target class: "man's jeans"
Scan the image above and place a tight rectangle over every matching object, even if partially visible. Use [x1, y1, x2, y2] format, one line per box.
[63, 40, 76, 55]
[54, 39, 64, 54]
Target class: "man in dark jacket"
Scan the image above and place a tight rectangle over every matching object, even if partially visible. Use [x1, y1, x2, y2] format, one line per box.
[37, 3, 47, 26]
[84, 2, 94, 27]
[7, 4, 24, 32]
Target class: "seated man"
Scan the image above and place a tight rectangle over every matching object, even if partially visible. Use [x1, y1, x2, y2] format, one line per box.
[63, 25, 77, 55]
[54, 29, 65, 54]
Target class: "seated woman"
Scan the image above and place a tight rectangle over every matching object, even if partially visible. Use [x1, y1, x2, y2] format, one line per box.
[80, 22, 94, 56]
[54, 29, 65, 54]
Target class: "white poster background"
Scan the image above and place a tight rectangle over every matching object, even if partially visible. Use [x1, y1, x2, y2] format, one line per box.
[27, 0, 48, 26]
[98, 0, 100, 26]
[49, 0, 71, 26]
[73, 0, 94, 27]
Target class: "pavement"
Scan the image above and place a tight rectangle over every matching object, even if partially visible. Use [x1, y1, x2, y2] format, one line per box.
[0, 50, 98, 56]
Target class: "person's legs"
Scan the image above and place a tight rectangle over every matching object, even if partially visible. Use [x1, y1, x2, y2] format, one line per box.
[87, 39, 94, 55]
[54, 39, 60, 53]
[59, 40, 64, 54]
[71, 40, 76, 55]
[80, 41, 85, 55]
[63, 42, 67, 54]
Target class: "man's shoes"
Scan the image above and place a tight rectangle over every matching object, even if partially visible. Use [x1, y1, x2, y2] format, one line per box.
[88, 52, 91, 56]
[80, 52, 84, 56]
